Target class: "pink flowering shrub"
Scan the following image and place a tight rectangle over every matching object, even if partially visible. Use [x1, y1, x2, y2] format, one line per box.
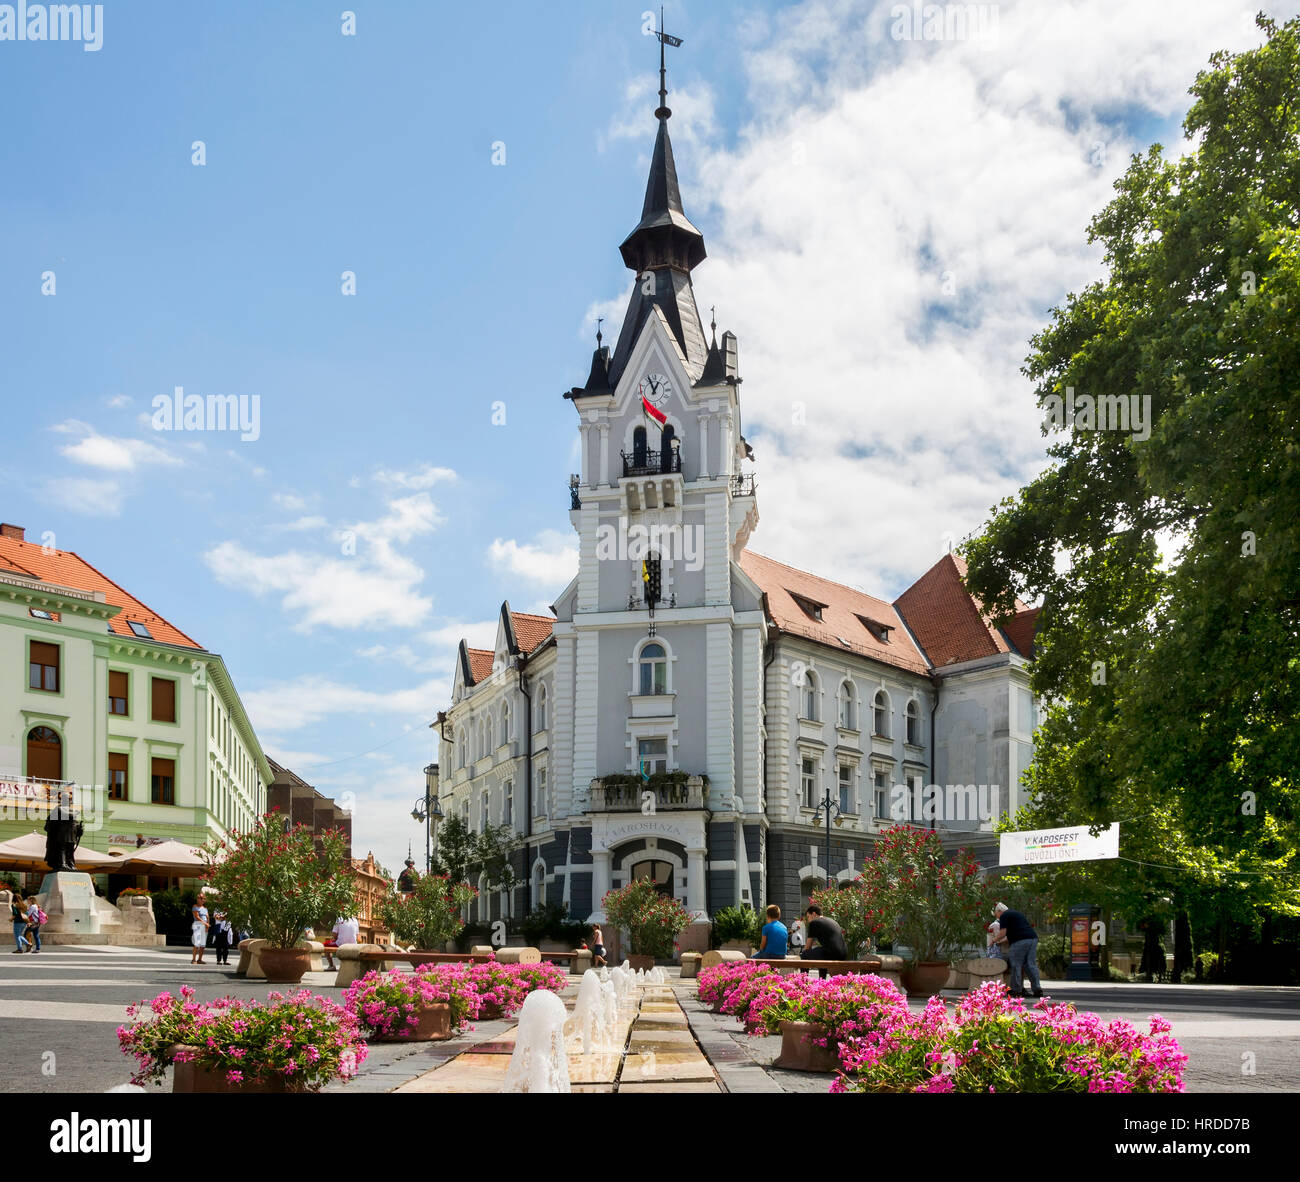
[345, 968, 477, 1037]
[696, 960, 775, 1010]
[743, 973, 911, 1044]
[833, 981, 1187, 1094]
[117, 986, 367, 1090]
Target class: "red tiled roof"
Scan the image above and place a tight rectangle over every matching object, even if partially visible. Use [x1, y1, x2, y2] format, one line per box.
[467, 648, 494, 683]
[510, 611, 554, 655]
[1001, 607, 1041, 659]
[894, 553, 1033, 669]
[0, 529, 203, 650]
[739, 551, 930, 675]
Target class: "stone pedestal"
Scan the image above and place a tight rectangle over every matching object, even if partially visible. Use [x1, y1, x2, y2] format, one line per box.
[35, 873, 126, 943]
[679, 951, 702, 979]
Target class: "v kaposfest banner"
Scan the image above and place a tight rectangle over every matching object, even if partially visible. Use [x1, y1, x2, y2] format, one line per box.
[998, 824, 1119, 867]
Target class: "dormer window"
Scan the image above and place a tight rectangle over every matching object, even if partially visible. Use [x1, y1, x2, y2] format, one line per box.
[128, 620, 153, 639]
[857, 615, 892, 643]
[791, 593, 825, 622]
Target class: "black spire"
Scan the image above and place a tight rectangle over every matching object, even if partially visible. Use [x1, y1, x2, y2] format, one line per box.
[607, 12, 708, 388]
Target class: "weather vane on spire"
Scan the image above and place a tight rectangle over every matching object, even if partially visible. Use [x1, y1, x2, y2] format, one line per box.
[596, 316, 604, 347]
[654, 6, 683, 120]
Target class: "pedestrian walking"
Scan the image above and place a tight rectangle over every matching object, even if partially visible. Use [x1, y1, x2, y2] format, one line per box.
[10, 894, 29, 954]
[788, 916, 805, 953]
[992, 902, 1044, 998]
[190, 898, 209, 965]
[212, 909, 233, 965]
[24, 896, 44, 953]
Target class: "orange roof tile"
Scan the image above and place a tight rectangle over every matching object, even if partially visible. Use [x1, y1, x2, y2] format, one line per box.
[895, 553, 1034, 669]
[739, 551, 930, 675]
[467, 648, 494, 683]
[1001, 607, 1041, 659]
[509, 611, 554, 655]
[0, 528, 203, 650]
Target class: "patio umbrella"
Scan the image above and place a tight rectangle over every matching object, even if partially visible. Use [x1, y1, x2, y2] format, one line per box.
[117, 839, 211, 873]
[0, 830, 123, 872]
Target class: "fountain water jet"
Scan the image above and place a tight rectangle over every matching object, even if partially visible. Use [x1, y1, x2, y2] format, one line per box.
[501, 990, 570, 1093]
[567, 969, 616, 1054]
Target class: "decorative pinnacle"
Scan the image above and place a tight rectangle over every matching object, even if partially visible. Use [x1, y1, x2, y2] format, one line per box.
[654, 6, 682, 121]
[596, 316, 604, 347]
[710, 305, 717, 346]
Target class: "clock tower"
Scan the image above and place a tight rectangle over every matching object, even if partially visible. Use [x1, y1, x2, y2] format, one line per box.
[554, 31, 766, 932]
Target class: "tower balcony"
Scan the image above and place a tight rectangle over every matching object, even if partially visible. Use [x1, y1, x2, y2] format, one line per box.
[588, 773, 707, 812]
[622, 447, 681, 478]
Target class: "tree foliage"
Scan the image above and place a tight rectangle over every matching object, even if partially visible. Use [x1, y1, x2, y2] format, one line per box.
[963, 17, 1300, 934]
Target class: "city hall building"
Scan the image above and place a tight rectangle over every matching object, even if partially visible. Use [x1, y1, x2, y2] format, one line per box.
[435, 70, 1039, 940]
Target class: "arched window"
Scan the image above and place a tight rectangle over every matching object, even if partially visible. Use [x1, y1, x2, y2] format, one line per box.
[873, 690, 889, 738]
[499, 701, 510, 747]
[803, 670, 819, 721]
[639, 642, 667, 695]
[633, 425, 647, 468]
[456, 729, 466, 769]
[536, 684, 547, 732]
[26, 726, 61, 782]
[906, 699, 921, 745]
[660, 424, 676, 472]
[480, 791, 490, 832]
[533, 862, 546, 907]
[839, 681, 856, 730]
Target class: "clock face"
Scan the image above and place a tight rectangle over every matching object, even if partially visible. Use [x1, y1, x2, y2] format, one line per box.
[638, 371, 673, 407]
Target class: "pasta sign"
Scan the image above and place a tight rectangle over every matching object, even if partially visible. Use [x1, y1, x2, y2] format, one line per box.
[998, 824, 1119, 867]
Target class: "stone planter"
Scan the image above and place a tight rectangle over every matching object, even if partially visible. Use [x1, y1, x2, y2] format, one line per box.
[627, 954, 655, 972]
[901, 960, 952, 997]
[368, 1002, 453, 1042]
[772, 1020, 838, 1073]
[258, 946, 312, 984]
[171, 1047, 297, 1094]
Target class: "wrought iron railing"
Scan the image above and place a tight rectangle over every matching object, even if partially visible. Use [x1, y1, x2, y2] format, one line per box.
[621, 448, 682, 477]
[569, 475, 581, 510]
[731, 473, 757, 497]
[588, 774, 706, 812]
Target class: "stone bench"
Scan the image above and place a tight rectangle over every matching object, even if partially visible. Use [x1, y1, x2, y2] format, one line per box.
[536, 949, 593, 974]
[333, 944, 493, 987]
[490, 946, 541, 965]
[770, 955, 905, 989]
[296, 939, 325, 971]
[700, 949, 747, 970]
[679, 951, 703, 979]
[947, 957, 1008, 991]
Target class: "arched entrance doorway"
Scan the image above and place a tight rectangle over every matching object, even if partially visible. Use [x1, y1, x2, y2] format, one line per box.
[629, 858, 674, 898]
[26, 726, 62, 782]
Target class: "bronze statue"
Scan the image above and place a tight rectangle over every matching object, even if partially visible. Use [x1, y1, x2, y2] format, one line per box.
[43, 794, 84, 873]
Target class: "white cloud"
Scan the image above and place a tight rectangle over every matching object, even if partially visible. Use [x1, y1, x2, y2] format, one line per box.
[43, 476, 125, 517]
[595, 0, 1268, 597]
[52, 420, 183, 472]
[105, 394, 132, 409]
[273, 492, 308, 512]
[374, 464, 458, 490]
[242, 674, 448, 734]
[276, 515, 329, 532]
[204, 493, 443, 631]
[488, 529, 578, 587]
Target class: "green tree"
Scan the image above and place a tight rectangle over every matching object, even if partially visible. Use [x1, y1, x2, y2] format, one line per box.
[380, 874, 476, 951]
[476, 822, 520, 896]
[429, 813, 476, 884]
[963, 17, 1300, 948]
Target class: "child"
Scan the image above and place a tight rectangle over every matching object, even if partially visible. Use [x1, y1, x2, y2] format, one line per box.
[24, 897, 44, 953]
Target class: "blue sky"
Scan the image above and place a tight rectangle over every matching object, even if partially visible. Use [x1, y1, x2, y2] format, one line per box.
[0, 0, 1288, 872]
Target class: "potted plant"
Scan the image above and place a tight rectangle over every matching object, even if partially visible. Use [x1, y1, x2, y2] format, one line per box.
[117, 985, 368, 1092]
[345, 968, 475, 1041]
[711, 904, 762, 953]
[379, 872, 476, 951]
[856, 825, 991, 996]
[202, 812, 357, 983]
[602, 879, 691, 971]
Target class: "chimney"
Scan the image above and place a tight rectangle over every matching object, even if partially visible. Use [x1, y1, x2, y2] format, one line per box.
[0, 524, 25, 542]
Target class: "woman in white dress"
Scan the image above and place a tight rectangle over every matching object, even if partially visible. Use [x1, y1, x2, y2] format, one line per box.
[190, 899, 209, 965]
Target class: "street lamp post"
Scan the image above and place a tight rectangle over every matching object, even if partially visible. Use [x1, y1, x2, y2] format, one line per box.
[411, 763, 443, 874]
[812, 776, 845, 892]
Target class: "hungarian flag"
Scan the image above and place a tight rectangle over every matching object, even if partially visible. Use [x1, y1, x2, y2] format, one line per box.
[641, 394, 667, 427]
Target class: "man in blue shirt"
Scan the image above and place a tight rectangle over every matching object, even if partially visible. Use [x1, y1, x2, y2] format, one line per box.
[754, 904, 788, 959]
